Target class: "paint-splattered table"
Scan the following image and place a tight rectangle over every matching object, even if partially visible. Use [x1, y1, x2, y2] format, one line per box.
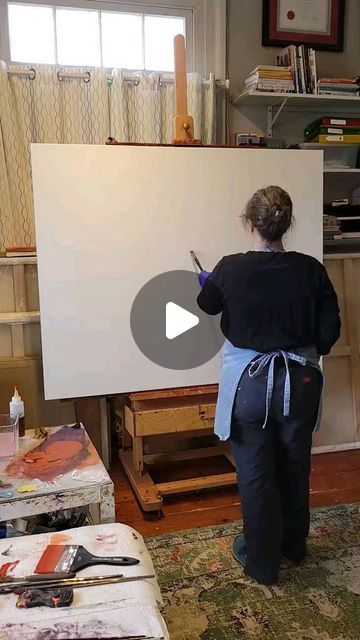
[0, 423, 115, 527]
[0, 522, 169, 640]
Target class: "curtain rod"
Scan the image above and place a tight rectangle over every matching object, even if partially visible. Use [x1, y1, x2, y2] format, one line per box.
[7, 67, 228, 89]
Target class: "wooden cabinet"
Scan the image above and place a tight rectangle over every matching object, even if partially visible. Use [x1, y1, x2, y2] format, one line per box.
[315, 254, 360, 450]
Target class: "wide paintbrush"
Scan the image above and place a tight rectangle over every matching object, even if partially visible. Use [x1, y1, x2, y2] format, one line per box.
[35, 544, 139, 574]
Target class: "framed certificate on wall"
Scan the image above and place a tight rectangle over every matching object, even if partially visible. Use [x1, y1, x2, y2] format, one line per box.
[262, 0, 345, 51]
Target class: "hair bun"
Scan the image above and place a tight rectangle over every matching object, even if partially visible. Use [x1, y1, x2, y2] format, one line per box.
[243, 185, 293, 242]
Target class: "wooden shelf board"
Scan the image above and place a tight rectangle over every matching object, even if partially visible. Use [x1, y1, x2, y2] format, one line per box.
[301, 143, 360, 149]
[324, 168, 360, 173]
[232, 90, 360, 109]
[0, 256, 37, 266]
[0, 311, 40, 325]
[325, 253, 360, 260]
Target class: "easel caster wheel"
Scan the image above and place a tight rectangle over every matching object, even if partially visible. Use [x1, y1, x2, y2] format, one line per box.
[143, 509, 164, 521]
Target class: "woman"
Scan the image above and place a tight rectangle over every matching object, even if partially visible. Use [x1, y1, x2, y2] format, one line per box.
[197, 185, 340, 586]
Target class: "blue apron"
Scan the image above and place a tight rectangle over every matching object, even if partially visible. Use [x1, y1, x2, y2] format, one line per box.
[214, 340, 323, 441]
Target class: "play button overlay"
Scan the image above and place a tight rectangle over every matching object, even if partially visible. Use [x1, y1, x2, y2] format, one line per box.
[166, 302, 199, 340]
[130, 270, 225, 370]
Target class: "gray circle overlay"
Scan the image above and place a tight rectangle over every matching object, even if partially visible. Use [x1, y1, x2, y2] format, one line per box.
[130, 270, 225, 370]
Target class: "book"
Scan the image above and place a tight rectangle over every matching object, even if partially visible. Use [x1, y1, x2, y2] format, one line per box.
[305, 118, 360, 135]
[308, 49, 317, 94]
[319, 77, 358, 84]
[5, 251, 37, 258]
[245, 76, 293, 86]
[250, 65, 292, 73]
[322, 117, 360, 126]
[247, 87, 294, 94]
[302, 45, 311, 93]
[295, 47, 303, 93]
[341, 232, 360, 238]
[245, 83, 294, 92]
[318, 90, 360, 97]
[312, 134, 360, 143]
[305, 126, 360, 140]
[5, 246, 36, 258]
[298, 46, 306, 94]
[318, 83, 359, 92]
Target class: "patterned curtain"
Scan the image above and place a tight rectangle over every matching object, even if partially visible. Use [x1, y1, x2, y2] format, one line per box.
[110, 71, 215, 145]
[0, 62, 216, 250]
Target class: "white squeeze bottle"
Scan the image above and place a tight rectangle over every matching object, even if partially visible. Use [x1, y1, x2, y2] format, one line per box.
[9, 386, 25, 437]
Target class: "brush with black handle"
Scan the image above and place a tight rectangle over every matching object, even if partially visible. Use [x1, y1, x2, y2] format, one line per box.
[35, 544, 140, 574]
[190, 250, 211, 287]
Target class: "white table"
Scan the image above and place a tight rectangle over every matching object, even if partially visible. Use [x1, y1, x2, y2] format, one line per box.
[0, 522, 169, 639]
[0, 423, 115, 526]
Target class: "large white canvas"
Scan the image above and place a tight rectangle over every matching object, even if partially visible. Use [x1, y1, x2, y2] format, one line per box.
[31, 144, 323, 400]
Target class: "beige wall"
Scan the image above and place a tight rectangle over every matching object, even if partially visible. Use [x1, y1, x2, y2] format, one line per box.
[229, 0, 360, 142]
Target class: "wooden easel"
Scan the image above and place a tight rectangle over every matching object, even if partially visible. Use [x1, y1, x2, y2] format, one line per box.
[173, 34, 202, 146]
[119, 386, 237, 513]
[119, 36, 237, 513]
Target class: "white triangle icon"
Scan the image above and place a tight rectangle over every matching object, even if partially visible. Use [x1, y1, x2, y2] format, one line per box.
[166, 302, 199, 340]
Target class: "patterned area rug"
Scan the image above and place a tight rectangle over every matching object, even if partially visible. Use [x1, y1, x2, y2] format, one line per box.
[146, 504, 360, 640]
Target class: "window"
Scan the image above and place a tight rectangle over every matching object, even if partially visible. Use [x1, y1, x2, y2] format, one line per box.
[6, 2, 186, 71]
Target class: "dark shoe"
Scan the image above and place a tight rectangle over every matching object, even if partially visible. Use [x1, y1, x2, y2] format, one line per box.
[282, 543, 307, 564]
[232, 534, 278, 586]
[231, 534, 247, 568]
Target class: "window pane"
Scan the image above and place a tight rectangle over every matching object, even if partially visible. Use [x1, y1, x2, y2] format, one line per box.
[56, 8, 101, 67]
[101, 12, 143, 69]
[145, 16, 185, 72]
[8, 3, 55, 64]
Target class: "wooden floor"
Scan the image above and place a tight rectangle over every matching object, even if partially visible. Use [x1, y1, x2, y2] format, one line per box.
[110, 449, 360, 537]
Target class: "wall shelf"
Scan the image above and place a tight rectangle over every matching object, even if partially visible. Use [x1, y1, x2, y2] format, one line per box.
[0, 257, 37, 266]
[232, 90, 360, 108]
[231, 91, 360, 137]
[324, 168, 360, 173]
[0, 311, 40, 325]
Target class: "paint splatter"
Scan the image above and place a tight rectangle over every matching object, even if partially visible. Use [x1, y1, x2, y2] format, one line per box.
[0, 560, 19, 577]
[1, 544, 13, 556]
[96, 533, 117, 544]
[17, 483, 37, 493]
[50, 533, 72, 545]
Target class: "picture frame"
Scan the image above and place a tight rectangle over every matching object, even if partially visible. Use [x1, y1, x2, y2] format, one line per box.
[262, 0, 345, 51]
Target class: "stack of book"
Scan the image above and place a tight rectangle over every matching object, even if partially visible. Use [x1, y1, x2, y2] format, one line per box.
[275, 44, 317, 94]
[317, 77, 360, 97]
[304, 116, 360, 143]
[244, 65, 294, 93]
[324, 203, 360, 240]
[323, 215, 342, 242]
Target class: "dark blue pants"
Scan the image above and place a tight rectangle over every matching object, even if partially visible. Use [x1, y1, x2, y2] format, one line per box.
[230, 359, 322, 584]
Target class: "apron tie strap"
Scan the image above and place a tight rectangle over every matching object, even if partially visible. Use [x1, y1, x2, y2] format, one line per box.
[248, 351, 307, 429]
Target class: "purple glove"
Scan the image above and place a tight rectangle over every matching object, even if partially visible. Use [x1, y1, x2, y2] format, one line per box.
[198, 270, 211, 287]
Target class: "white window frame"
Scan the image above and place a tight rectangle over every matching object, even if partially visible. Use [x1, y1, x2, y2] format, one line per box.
[0, 0, 226, 78]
